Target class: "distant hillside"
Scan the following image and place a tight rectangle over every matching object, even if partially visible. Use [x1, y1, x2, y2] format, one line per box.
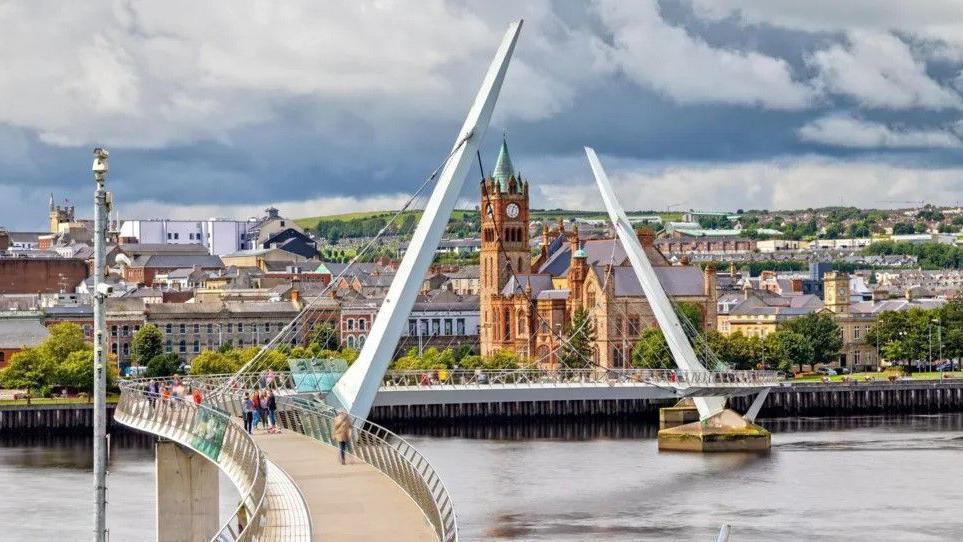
[295, 208, 677, 230]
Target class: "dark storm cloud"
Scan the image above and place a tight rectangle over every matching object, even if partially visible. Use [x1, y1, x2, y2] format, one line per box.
[2, 1, 963, 228]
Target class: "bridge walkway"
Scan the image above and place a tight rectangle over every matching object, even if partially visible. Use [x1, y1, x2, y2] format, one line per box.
[252, 428, 437, 542]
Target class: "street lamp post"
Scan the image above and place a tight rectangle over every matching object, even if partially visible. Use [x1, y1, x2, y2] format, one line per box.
[92, 148, 110, 542]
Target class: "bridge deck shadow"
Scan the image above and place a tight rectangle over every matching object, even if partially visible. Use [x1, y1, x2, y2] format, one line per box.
[252, 429, 437, 542]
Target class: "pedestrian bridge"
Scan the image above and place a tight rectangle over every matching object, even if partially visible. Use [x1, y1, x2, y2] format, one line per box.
[114, 367, 778, 541]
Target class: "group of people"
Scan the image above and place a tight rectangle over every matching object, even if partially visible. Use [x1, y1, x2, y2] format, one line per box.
[242, 389, 279, 434]
[145, 375, 203, 407]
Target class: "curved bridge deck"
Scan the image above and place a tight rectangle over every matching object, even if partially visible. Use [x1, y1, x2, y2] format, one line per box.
[253, 429, 436, 542]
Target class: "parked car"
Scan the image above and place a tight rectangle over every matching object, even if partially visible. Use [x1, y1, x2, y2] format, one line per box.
[816, 367, 837, 376]
[936, 361, 954, 372]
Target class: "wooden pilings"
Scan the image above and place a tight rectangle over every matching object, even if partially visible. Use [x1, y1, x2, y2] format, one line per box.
[0, 404, 117, 433]
[729, 381, 963, 417]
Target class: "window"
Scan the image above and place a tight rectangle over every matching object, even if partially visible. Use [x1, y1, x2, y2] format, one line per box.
[280, 220, 285, 227]
[615, 317, 624, 336]
[613, 347, 624, 368]
[179, 340, 186, 353]
[419, 320, 428, 337]
[134, 325, 140, 333]
[854, 326, 861, 339]
[264, 323, 271, 333]
[359, 334, 366, 346]
[207, 323, 213, 334]
[347, 319, 355, 331]
[121, 325, 129, 337]
[456, 318, 465, 335]
[111, 343, 117, 354]
[227, 323, 233, 333]
[111, 325, 117, 337]
[179, 323, 186, 334]
[431, 319, 441, 336]
[238, 323, 244, 333]
[629, 317, 641, 336]
[503, 308, 510, 339]
[193, 340, 200, 353]
[444, 319, 452, 336]
[408, 320, 416, 335]
[194, 323, 199, 334]
[173, 233, 179, 240]
[359, 319, 366, 331]
[347, 336, 355, 348]
[167, 233, 172, 240]
[123, 343, 129, 356]
[165, 339, 172, 352]
[238, 339, 245, 347]
[586, 290, 595, 309]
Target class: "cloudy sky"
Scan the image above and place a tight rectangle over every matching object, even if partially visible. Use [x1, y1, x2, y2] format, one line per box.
[3, 1, 963, 230]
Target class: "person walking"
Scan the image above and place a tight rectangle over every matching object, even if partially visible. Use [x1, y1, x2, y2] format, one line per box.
[258, 389, 270, 430]
[242, 394, 255, 434]
[191, 387, 202, 406]
[147, 380, 159, 409]
[251, 391, 262, 430]
[332, 409, 352, 465]
[265, 390, 279, 433]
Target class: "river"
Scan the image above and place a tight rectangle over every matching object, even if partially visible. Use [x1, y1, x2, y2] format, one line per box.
[2, 415, 962, 541]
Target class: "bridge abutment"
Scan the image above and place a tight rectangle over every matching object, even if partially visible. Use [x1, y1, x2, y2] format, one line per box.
[155, 439, 219, 542]
[657, 409, 771, 452]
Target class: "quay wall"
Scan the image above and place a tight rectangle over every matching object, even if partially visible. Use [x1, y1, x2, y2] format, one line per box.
[373, 380, 963, 423]
[0, 403, 117, 433]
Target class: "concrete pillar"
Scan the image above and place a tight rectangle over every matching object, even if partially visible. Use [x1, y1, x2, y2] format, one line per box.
[156, 440, 219, 542]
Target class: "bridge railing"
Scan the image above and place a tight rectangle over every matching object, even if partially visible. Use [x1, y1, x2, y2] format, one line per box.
[381, 368, 783, 388]
[121, 374, 458, 542]
[276, 397, 458, 542]
[114, 380, 269, 542]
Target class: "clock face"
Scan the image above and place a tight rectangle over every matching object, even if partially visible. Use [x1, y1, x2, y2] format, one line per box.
[506, 203, 520, 218]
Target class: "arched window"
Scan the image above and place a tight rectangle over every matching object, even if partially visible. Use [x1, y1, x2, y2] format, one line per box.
[347, 319, 355, 331]
[516, 309, 524, 334]
[518, 257, 523, 272]
[359, 334, 366, 346]
[503, 308, 511, 339]
[347, 336, 356, 349]
[359, 319, 366, 331]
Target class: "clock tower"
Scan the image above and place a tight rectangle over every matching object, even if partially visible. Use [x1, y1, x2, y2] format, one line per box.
[480, 138, 530, 355]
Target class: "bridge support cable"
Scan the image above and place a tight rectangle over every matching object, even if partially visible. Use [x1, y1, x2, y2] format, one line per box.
[218, 118, 470, 391]
[585, 147, 726, 420]
[475, 150, 620, 371]
[331, 21, 525, 420]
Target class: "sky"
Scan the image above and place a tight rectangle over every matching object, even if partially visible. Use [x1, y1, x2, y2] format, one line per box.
[3, 0, 963, 230]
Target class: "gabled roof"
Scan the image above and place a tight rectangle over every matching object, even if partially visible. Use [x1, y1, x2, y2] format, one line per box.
[129, 254, 223, 269]
[501, 274, 553, 297]
[0, 318, 49, 348]
[596, 265, 706, 297]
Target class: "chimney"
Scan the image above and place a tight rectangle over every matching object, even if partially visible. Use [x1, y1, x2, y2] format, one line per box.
[636, 227, 655, 247]
[704, 262, 717, 297]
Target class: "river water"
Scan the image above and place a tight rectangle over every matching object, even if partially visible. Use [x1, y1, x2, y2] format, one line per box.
[2, 415, 962, 541]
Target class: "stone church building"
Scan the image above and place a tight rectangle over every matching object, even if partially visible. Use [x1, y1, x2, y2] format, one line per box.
[479, 139, 718, 368]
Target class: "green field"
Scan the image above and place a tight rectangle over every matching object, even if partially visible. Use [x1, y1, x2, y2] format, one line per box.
[0, 395, 121, 407]
[296, 208, 676, 230]
[794, 371, 961, 382]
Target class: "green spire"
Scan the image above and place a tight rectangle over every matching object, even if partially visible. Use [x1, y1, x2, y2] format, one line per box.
[491, 136, 515, 191]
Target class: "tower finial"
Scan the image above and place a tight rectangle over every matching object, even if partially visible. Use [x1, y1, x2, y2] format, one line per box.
[491, 133, 515, 191]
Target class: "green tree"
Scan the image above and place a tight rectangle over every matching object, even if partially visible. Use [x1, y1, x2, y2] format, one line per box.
[559, 307, 596, 368]
[309, 323, 339, 351]
[0, 348, 56, 396]
[764, 330, 814, 372]
[780, 313, 842, 365]
[145, 353, 181, 378]
[57, 350, 117, 394]
[190, 350, 240, 375]
[131, 324, 164, 367]
[892, 222, 915, 235]
[631, 328, 673, 369]
[38, 322, 87, 364]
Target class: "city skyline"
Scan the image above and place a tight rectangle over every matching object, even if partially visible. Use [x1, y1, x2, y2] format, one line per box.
[3, 1, 963, 229]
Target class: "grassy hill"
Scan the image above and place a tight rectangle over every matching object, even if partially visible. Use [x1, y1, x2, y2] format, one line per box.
[296, 209, 675, 230]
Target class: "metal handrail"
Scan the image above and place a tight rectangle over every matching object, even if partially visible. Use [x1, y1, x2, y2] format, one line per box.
[381, 368, 782, 388]
[120, 374, 458, 541]
[114, 381, 270, 542]
[277, 396, 458, 541]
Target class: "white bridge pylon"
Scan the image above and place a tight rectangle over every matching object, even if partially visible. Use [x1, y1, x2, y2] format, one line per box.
[330, 21, 524, 420]
[584, 147, 727, 420]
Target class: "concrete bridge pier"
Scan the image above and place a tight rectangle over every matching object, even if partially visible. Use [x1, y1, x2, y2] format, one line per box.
[155, 440, 219, 542]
